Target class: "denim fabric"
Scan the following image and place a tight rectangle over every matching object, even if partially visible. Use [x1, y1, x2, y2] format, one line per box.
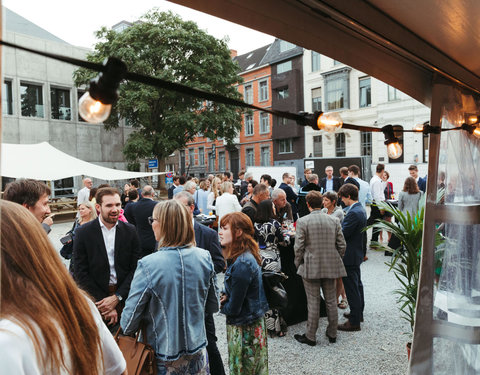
[221, 251, 269, 326]
[120, 246, 219, 362]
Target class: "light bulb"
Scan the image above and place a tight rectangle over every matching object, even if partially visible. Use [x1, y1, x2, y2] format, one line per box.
[317, 112, 343, 133]
[78, 92, 112, 124]
[413, 123, 424, 132]
[467, 115, 478, 124]
[387, 142, 403, 159]
[473, 126, 480, 138]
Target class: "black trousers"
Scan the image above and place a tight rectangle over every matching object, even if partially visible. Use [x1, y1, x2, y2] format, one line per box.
[205, 313, 225, 375]
[342, 265, 365, 326]
[367, 204, 383, 242]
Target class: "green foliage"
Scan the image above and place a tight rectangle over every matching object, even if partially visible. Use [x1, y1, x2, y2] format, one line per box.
[73, 9, 244, 163]
[366, 200, 444, 335]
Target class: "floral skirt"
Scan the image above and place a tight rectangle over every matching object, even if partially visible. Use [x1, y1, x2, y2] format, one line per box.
[157, 349, 209, 375]
[226, 318, 268, 375]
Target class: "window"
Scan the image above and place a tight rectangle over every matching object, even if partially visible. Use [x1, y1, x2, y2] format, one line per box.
[359, 77, 371, 108]
[198, 147, 205, 166]
[50, 87, 71, 120]
[218, 151, 226, 171]
[277, 87, 289, 100]
[189, 148, 195, 166]
[261, 146, 270, 166]
[311, 52, 321, 72]
[260, 112, 270, 134]
[208, 152, 216, 171]
[388, 125, 404, 163]
[245, 148, 255, 167]
[277, 61, 292, 74]
[388, 85, 400, 101]
[244, 84, 253, 104]
[245, 115, 254, 136]
[313, 135, 322, 157]
[335, 133, 346, 157]
[53, 177, 74, 197]
[279, 40, 295, 52]
[324, 70, 349, 110]
[311, 87, 322, 112]
[361, 131, 372, 156]
[277, 116, 288, 126]
[3, 80, 13, 115]
[20, 82, 43, 118]
[279, 139, 293, 153]
[259, 80, 269, 102]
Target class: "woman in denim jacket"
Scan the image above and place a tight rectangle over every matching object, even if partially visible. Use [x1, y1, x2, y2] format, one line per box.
[121, 200, 219, 375]
[219, 212, 269, 375]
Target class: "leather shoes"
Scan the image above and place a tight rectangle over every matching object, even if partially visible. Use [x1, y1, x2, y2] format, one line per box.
[338, 321, 361, 331]
[294, 333, 316, 346]
[343, 312, 364, 322]
[325, 332, 336, 343]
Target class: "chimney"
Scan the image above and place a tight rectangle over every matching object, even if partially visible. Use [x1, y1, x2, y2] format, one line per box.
[230, 49, 238, 58]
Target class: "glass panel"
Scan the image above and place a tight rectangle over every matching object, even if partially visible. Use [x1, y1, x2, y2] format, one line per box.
[259, 81, 268, 101]
[313, 135, 322, 157]
[432, 337, 480, 374]
[311, 52, 321, 72]
[189, 148, 195, 166]
[336, 133, 345, 157]
[244, 84, 253, 104]
[277, 61, 292, 74]
[245, 115, 254, 136]
[53, 177, 74, 197]
[3, 80, 13, 115]
[312, 87, 322, 112]
[361, 131, 372, 156]
[260, 113, 269, 133]
[198, 147, 205, 166]
[51, 87, 71, 120]
[219, 151, 225, 171]
[359, 77, 371, 108]
[326, 77, 345, 110]
[277, 88, 289, 99]
[20, 82, 43, 118]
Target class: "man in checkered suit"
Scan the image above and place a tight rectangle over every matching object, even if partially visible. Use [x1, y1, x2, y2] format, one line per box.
[293, 191, 347, 346]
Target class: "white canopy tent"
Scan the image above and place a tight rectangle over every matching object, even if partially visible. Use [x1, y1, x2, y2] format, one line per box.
[1, 142, 166, 181]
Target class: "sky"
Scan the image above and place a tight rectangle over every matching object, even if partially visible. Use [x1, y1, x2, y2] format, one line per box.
[3, 0, 275, 55]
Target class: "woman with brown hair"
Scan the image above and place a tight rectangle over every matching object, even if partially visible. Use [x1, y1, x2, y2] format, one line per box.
[219, 212, 269, 375]
[121, 199, 218, 374]
[0, 200, 126, 374]
[398, 176, 424, 217]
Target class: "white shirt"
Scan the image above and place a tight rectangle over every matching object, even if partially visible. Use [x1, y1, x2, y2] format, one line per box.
[77, 187, 90, 205]
[370, 175, 385, 202]
[98, 217, 118, 285]
[215, 192, 242, 225]
[0, 298, 126, 375]
[354, 177, 372, 208]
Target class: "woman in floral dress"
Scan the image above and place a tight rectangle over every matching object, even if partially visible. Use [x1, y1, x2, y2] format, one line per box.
[254, 200, 291, 337]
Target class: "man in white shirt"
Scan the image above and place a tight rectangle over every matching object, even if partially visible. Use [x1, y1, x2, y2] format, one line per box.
[348, 165, 372, 208]
[77, 177, 93, 205]
[367, 164, 386, 247]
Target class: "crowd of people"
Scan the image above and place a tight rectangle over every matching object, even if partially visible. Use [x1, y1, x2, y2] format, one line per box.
[0, 163, 429, 374]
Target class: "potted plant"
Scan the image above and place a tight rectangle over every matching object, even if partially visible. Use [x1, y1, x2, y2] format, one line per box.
[367, 199, 444, 359]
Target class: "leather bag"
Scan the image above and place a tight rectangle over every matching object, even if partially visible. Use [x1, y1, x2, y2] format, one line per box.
[262, 271, 288, 310]
[114, 327, 156, 375]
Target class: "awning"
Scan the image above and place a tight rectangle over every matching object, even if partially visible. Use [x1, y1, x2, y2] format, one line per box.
[1, 142, 166, 181]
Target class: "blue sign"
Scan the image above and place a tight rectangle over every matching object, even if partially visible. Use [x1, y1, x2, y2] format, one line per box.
[148, 159, 158, 168]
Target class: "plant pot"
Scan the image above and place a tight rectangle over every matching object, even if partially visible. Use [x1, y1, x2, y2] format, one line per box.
[406, 342, 411, 360]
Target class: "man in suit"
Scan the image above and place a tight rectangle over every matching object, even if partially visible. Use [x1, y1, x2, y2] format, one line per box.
[279, 172, 299, 219]
[73, 187, 141, 329]
[337, 183, 367, 332]
[124, 185, 158, 258]
[174, 191, 226, 375]
[297, 173, 322, 218]
[320, 165, 343, 193]
[294, 191, 347, 346]
[408, 164, 427, 193]
[168, 176, 180, 199]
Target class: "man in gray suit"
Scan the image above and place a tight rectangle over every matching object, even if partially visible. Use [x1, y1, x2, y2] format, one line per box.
[294, 191, 347, 346]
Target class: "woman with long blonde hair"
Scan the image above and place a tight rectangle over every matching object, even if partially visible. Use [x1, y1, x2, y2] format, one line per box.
[0, 200, 126, 374]
[207, 176, 222, 212]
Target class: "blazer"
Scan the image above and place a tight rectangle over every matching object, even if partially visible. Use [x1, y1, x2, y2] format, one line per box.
[279, 182, 298, 216]
[297, 183, 322, 218]
[124, 197, 158, 257]
[341, 202, 367, 266]
[73, 218, 141, 301]
[194, 221, 226, 273]
[417, 176, 427, 193]
[294, 210, 347, 279]
[320, 176, 343, 193]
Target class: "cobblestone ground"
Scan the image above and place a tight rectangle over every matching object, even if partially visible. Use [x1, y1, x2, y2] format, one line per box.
[51, 221, 410, 375]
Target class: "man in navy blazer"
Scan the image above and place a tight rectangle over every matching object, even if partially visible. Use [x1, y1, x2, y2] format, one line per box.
[337, 183, 367, 332]
[175, 191, 226, 375]
[408, 164, 427, 193]
[124, 185, 158, 258]
[320, 166, 343, 193]
[73, 187, 141, 329]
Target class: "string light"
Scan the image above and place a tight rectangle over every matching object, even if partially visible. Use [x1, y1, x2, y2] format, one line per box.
[382, 125, 403, 159]
[317, 112, 343, 132]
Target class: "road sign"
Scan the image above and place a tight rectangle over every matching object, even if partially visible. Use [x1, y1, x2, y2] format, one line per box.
[148, 159, 158, 169]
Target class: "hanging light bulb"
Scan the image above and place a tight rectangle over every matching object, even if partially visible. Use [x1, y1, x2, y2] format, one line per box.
[78, 57, 127, 124]
[413, 123, 424, 132]
[467, 114, 478, 124]
[78, 92, 112, 123]
[317, 112, 343, 133]
[382, 124, 403, 159]
[473, 125, 480, 138]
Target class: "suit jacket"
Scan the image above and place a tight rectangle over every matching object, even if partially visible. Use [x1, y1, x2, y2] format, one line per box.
[73, 218, 141, 301]
[297, 183, 322, 218]
[242, 199, 258, 226]
[124, 197, 158, 257]
[342, 202, 367, 266]
[279, 182, 298, 216]
[167, 184, 176, 200]
[294, 210, 347, 279]
[417, 176, 427, 193]
[194, 221, 225, 273]
[320, 176, 343, 193]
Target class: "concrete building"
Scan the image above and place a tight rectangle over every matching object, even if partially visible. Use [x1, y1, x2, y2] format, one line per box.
[2, 7, 135, 195]
[302, 50, 430, 190]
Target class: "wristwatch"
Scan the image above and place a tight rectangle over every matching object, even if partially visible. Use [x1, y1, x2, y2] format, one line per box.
[115, 293, 123, 302]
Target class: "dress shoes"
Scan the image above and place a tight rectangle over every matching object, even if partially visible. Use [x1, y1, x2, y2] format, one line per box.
[338, 321, 361, 332]
[294, 333, 316, 346]
[343, 312, 364, 322]
[325, 332, 336, 343]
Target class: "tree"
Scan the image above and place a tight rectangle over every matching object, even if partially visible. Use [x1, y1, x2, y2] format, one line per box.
[74, 9, 244, 175]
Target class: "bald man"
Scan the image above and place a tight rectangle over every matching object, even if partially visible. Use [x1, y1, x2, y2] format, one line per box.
[78, 177, 93, 205]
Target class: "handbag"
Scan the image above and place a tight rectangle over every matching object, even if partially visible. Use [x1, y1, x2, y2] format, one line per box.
[114, 327, 156, 375]
[262, 270, 288, 310]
